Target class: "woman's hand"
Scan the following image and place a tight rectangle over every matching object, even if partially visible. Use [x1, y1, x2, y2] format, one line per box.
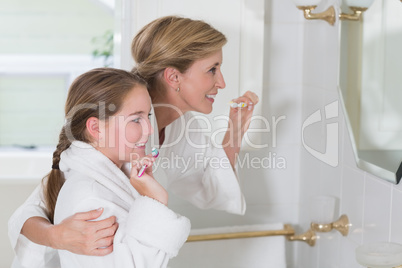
[130, 155, 168, 206]
[227, 90, 259, 140]
[223, 90, 259, 167]
[49, 209, 118, 256]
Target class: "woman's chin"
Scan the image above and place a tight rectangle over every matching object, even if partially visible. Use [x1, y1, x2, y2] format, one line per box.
[199, 104, 213, 114]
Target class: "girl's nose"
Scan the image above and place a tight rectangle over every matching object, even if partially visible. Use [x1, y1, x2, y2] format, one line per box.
[145, 119, 154, 136]
[139, 118, 153, 138]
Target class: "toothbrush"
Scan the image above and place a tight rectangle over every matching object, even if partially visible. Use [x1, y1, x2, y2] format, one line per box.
[137, 147, 159, 177]
[229, 101, 247, 108]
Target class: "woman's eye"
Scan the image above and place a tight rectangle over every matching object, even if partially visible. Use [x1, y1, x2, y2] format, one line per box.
[132, 118, 140, 123]
[148, 113, 152, 119]
[209, 67, 216, 75]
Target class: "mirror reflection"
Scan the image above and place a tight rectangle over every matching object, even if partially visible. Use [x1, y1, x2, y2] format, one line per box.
[339, 0, 402, 184]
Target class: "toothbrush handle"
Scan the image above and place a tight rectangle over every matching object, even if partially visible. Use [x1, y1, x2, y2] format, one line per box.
[137, 165, 148, 177]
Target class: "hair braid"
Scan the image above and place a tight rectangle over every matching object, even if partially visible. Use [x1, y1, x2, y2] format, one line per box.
[42, 127, 71, 223]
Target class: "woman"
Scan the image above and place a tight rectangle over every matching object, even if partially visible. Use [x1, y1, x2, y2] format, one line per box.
[131, 16, 259, 213]
[8, 16, 258, 267]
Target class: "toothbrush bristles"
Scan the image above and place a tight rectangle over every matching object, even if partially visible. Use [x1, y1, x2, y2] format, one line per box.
[229, 101, 247, 108]
[151, 147, 159, 158]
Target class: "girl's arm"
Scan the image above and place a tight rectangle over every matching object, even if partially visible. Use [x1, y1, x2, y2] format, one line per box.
[21, 209, 118, 256]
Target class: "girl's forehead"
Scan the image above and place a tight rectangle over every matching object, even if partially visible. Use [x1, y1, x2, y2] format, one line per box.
[120, 86, 151, 113]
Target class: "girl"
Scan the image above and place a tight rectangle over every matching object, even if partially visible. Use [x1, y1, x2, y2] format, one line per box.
[44, 68, 189, 267]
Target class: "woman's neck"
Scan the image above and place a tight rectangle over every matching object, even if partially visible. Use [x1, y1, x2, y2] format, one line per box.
[153, 102, 183, 134]
[152, 91, 187, 134]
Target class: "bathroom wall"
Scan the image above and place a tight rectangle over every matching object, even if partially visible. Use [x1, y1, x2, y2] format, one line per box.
[282, 0, 402, 267]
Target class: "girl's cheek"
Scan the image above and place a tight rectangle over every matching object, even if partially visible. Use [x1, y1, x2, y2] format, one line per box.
[125, 125, 141, 143]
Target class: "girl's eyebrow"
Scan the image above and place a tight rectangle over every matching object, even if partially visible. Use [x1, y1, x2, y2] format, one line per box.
[128, 111, 144, 116]
[128, 108, 152, 117]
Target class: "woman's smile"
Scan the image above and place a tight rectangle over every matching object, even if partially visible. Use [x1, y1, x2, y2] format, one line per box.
[205, 94, 217, 103]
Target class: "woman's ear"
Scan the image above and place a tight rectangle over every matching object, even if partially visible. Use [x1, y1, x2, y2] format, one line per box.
[163, 67, 180, 89]
[86, 117, 101, 141]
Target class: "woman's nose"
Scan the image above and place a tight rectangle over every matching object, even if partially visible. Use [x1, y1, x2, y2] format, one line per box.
[216, 70, 226, 89]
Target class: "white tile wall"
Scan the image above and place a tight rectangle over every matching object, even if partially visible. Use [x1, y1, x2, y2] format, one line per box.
[293, 0, 401, 264]
[341, 166, 365, 245]
[363, 174, 392, 243]
[391, 187, 402, 245]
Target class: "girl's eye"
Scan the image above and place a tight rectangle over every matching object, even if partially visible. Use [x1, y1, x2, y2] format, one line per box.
[209, 67, 216, 75]
[132, 113, 151, 123]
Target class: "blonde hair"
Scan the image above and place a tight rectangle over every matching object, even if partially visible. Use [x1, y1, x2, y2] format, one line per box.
[131, 15, 227, 99]
[43, 68, 146, 223]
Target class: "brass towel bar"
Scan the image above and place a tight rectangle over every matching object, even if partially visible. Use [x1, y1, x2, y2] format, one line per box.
[187, 215, 351, 247]
[186, 224, 317, 246]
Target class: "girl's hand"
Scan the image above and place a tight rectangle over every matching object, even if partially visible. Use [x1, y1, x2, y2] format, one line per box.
[50, 208, 118, 256]
[129, 155, 168, 206]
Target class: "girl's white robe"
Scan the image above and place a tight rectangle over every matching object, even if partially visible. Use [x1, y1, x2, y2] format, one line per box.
[53, 141, 190, 267]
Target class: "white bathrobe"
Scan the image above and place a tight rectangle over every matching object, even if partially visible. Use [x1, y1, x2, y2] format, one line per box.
[53, 141, 190, 267]
[148, 111, 245, 214]
[8, 111, 245, 268]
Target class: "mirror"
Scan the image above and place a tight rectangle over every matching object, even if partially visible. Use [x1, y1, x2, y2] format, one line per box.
[339, 0, 402, 184]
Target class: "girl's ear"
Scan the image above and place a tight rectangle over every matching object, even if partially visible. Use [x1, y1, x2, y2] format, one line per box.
[86, 117, 101, 141]
[163, 67, 180, 89]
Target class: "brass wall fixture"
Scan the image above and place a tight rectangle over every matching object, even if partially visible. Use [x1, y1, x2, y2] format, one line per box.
[287, 228, 317, 247]
[310, 214, 350, 236]
[339, 7, 369, 21]
[292, 0, 375, 25]
[296, 5, 336, 25]
[287, 214, 350, 247]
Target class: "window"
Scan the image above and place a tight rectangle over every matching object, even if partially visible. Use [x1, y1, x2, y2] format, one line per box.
[0, 0, 114, 148]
